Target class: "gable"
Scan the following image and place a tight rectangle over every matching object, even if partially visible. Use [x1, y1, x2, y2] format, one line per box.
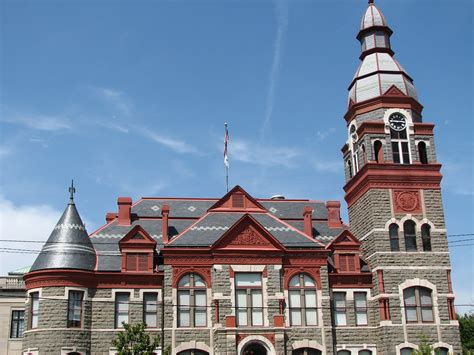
[209, 185, 266, 212]
[118, 225, 157, 250]
[326, 230, 360, 250]
[383, 84, 406, 97]
[213, 215, 285, 251]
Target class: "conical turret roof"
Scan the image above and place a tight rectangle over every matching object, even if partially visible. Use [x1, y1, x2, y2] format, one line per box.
[30, 183, 96, 272]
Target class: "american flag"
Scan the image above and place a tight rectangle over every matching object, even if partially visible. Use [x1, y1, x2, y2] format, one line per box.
[224, 123, 229, 168]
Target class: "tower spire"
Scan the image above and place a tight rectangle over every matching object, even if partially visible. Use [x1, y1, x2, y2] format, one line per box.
[69, 179, 76, 204]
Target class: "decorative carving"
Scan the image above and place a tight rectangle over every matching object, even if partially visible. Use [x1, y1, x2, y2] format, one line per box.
[229, 226, 269, 246]
[393, 190, 422, 213]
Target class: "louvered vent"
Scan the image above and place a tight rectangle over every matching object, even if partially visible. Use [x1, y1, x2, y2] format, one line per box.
[232, 194, 245, 208]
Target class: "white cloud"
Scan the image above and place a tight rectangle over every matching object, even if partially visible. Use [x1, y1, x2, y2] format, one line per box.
[0, 196, 62, 276]
[261, 0, 288, 137]
[1, 114, 71, 131]
[231, 139, 299, 168]
[96, 120, 130, 134]
[311, 158, 342, 173]
[139, 128, 200, 154]
[90, 86, 132, 115]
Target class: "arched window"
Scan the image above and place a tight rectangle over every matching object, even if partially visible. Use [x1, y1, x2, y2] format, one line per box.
[389, 223, 400, 251]
[434, 347, 449, 355]
[400, 348, 415, 355]
[403, 286, 434, 323]
[421, 224, 432, 251]
[178, 351, 208, 355]
[391, 127, 410, 164]
[404, 221, 417, 251]
[293, 348, 322, 355]
[337, 351, 351, 355]
[361, 144, 366, 166]
[418, 141, 428, 164]
[359, 351, 373, 355]
[374, 140, 384, 163]
[177, 273, 207, 327]
[289, 273, 317, 326]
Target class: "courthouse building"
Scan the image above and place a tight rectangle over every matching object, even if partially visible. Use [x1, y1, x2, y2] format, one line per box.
[20, 1, 461, 354]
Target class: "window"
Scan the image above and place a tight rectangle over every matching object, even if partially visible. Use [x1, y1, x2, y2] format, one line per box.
[404, 287, 434, 323]
[354, 292, 368, 326]
[293, 349, 322, 355]
[30, 292, 39, 329]
[337, 351, 351, 355]
[67, 290, 84, 328]
[10, 310, 24, 338]
[421, 224, 432, 251]
[374, 140, 383, 163]
[359, 351, 372, 355]
[115, 293, 130, 328]
[418, 141, 428, 164]
[389, 223, 400, 251]
[126, 253, 149, 271]
[333, 292, 346, 326]
[391, 128, 410, 164]
[434, 348, 449, 355]
[400, 348, 414, 355]
[339, 254, 356, 272]
[404, 221, 417, 251]
[361, 144, 366, 166]
[177, 351, 209, 355]
[178, 273, 207, 327]
[143, 293, 158, 328]
[235, 273, 263, 326]
[347, 160, 353, 178]
[288, 273, 317, 326]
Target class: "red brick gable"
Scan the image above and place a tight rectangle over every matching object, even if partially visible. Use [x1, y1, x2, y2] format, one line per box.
[208, 185, 266, 212]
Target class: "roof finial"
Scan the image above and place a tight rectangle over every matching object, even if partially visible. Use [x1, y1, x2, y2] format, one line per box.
[69, 180, 76, 204]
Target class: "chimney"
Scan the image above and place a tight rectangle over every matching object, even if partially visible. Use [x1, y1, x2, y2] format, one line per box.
[106, 212, 117, 223]
[117, 197, 132, 226]
[326, 201, 342, 228]
[162, 204, 170, 244]
[303, 206, 313, 237]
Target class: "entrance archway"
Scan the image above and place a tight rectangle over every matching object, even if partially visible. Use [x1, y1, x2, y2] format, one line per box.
[242, 342, 267, 355]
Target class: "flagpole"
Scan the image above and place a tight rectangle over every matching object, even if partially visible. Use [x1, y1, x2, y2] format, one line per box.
[224, 122, 229, 192]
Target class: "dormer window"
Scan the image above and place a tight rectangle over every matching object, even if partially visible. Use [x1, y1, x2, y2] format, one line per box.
[126, 253, 149, 272]
[339, 254, 356, 272]
[118, 225, 157, 273]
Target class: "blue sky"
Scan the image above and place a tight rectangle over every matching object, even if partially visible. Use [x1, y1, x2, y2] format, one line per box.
[0, 0, 472, 312]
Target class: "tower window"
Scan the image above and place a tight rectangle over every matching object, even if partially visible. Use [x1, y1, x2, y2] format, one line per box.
[67, 290, 84, 328]
[391, 128, 410, 164]
[418, 141, 428, 164]
[374, 140, 384, 163]
[347, 159, 353, 178]
[421, 224, 432, 251]
[403, 286, 433, 323]
[404, 221, 417, 251]
[361, 144, 366, 166]
[389, 223, 400, 251]
[30, 292, 39, 329]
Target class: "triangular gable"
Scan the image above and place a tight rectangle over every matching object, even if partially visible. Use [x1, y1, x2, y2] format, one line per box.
[383, 84, 407, 97]
[119, 225, 157, 250]
[209, 185, 266, 212]
[213, 214, 285, 251]
[325, 230, 360, 250]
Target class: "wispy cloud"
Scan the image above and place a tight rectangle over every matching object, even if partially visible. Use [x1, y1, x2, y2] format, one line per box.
[311, 158, 341, 173]
[260, 0, 288, 138]
[138, 127, 200, 155]
[316, 127, 336, 141]
[231, 139, 299, 168]
[95, 119, 130, 134]
[90, 86, 132, 115]
[1, 114, 71, 131]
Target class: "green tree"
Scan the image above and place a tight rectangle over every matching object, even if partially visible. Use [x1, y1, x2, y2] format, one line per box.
[458, 313, 474, 354]
[413, 336, 433, 355]
[112, 322, 161, 355]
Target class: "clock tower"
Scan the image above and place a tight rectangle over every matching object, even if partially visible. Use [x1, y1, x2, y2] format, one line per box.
[342, 1, 461, 353]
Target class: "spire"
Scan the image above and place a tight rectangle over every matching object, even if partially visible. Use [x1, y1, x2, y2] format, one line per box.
[69, 179, 75, 204]
[30, 182, 96, 272]
[347, 2, 420, 111]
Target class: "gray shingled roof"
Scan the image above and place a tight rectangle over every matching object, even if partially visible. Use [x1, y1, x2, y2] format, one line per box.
[260, 201, 328, 220]
[91, 218, 194, 271]
[132, 199, 215, 218]
[285, 221, 344, 244]
[168, 212, 323, 248]
[30, 201, 96, 272]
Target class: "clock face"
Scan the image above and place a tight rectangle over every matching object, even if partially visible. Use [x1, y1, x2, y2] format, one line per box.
[389, 112, 407, 131]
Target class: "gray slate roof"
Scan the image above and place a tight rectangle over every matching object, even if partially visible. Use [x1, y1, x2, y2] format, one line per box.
[30, 202, 96, 272]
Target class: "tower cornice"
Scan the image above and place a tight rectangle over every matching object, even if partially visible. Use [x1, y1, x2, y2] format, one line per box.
[343, 163, 442, 207]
